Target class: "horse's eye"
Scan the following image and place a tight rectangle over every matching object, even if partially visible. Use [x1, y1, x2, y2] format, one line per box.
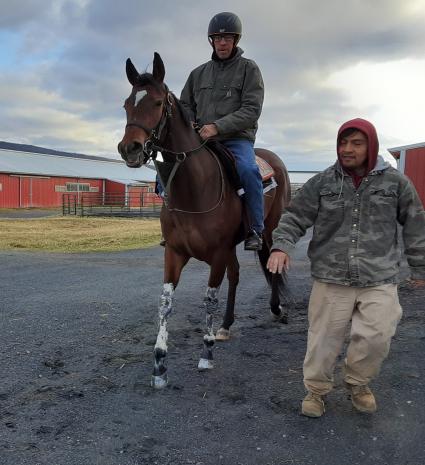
[155, 100, 163, 107]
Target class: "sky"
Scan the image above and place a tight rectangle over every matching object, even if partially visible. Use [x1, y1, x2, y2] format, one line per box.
[1, 0, 424, 170]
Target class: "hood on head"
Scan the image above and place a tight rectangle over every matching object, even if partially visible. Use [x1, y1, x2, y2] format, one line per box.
[337, 118, 379, 174]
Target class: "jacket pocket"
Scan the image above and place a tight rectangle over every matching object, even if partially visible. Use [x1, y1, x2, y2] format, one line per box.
[194, 79, 213, 108]
[216, 80, 243, 116]
[315, 189, 345, 233]
[369, 188, 398, 222]
[319, 189, 345, 213]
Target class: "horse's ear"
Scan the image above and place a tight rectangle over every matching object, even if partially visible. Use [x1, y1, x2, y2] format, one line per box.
[126, 58, 139, 86]
[152, 52, 165, 83]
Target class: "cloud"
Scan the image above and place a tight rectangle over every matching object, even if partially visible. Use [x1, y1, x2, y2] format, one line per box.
[1, 0, 425, 169]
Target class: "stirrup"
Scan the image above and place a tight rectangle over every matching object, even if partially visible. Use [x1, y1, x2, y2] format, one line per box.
[244, 231, 263, 251]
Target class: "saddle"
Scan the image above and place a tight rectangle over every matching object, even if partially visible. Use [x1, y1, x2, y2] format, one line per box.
[155, 140, 277, 200]
[205, 140, 277, 195]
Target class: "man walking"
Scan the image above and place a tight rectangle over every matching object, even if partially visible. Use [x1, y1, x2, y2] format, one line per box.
[267, 118, 425, 417]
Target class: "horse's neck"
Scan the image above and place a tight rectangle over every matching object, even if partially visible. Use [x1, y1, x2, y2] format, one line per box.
[162, 117, 199, 155]
[160, 115, 225, 203]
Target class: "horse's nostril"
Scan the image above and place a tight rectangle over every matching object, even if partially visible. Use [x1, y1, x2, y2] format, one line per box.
[117, 142, 125, 157]
[130, 141, 143, 153]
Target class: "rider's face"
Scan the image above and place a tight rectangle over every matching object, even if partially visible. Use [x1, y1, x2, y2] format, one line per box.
[212, 34, 235, 59]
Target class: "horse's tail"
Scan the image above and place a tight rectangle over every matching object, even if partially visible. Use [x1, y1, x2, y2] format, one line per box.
[256, 241, 289, 307]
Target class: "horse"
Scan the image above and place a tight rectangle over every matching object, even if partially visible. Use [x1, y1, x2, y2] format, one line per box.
[118, 53, 291, 389]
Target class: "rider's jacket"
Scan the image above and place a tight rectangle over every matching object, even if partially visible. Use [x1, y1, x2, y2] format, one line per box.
[180, 47, 264, 142]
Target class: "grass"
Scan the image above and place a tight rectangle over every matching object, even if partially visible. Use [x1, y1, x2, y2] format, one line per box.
[0, 217, 162, 253]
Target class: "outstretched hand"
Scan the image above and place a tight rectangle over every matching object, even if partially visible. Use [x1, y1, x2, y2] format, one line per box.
[267, 250, 290, 274]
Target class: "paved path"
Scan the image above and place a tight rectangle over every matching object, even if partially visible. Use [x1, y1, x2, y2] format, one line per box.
[1, 237, 424, 465]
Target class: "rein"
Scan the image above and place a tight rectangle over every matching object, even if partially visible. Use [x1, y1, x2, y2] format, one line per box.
[162, 147, 226, 214]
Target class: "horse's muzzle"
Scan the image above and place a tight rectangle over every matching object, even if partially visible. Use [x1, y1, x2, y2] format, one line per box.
[117, 141, 148, 168]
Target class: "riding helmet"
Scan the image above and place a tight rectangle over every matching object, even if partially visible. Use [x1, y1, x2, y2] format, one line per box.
[208, 12, 242, 38]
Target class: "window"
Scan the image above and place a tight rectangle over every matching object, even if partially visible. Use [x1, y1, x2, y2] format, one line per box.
[66, 183, 90, 192]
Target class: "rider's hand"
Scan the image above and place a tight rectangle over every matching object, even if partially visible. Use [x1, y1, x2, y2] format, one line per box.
[199, 124, 218, 140]
[267, 250, 290, 274]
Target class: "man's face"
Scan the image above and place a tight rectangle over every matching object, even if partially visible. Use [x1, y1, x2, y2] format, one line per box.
[338, 130, 368, 174]
[212, 34, 235, 59]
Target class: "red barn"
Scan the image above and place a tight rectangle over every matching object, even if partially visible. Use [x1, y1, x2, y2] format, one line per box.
[388, 142, 425, 207]
[0, 145, 157, 209]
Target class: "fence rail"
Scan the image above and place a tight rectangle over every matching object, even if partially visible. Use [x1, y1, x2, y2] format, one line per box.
[62, 192, 163, 218]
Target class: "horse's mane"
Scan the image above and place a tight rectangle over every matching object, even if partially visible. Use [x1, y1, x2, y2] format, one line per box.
[171, 94, 192, 128]
[136, 73, 191, 128]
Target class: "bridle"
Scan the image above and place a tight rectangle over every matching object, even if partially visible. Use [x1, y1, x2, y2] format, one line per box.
[125, 86, 174, 162]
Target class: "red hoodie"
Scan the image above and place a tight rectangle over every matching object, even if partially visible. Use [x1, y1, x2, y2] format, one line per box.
[337, 118, 379, 187]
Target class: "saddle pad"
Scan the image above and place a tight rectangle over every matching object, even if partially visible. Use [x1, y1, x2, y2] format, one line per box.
[255, 156, 274, 181]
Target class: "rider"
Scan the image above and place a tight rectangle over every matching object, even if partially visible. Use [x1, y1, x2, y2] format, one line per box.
[180, 12, 265, 251]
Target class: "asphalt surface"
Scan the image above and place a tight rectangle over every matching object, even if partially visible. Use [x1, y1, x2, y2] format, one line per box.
[1, 235, 424, 465]
[0, 209, 62, 219]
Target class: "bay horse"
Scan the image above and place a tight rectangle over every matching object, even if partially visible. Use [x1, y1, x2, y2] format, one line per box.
[118, 53, 291, 389]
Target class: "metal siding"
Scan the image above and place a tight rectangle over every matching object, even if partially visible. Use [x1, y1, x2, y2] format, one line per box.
[0, 175, 104, 208]
[0, 149, 156, 182]
[105, 180, 126, 195]
[405, 148, 425, 207]
[0, 174, 20, 207]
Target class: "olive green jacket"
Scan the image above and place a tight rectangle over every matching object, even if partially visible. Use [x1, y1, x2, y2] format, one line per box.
[180, 48, 264, 142]
[272, 157, 425, 286]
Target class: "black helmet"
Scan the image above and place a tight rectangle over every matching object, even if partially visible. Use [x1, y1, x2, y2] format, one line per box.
[208, 12, 242, 38]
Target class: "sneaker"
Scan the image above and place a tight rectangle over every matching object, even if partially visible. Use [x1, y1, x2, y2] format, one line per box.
[159, 237, 166, 247]
[244, 230, 263, 251]
[301, 392, 325, 417]
[347, 384, 377, 413]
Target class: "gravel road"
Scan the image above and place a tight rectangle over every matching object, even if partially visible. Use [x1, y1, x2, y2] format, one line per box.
[1, 235, 424, 465]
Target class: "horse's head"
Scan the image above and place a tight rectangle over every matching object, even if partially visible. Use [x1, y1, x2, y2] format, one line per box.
[118, 52, 170, 168]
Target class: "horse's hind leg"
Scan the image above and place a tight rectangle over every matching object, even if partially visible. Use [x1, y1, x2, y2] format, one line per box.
[216, 248, 239, 341]
[270, 272, 288, 324]
[198, 260, 227, 370]
[152, 249, 188, 389]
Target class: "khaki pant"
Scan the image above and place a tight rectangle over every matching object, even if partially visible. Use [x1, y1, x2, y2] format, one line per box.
[304, 280, 402, 395]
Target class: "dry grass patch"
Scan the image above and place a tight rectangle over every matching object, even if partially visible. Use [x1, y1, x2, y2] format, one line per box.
[0, 217, 161, 252]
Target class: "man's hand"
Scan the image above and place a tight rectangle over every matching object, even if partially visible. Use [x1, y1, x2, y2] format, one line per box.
[199, 124, 218, 140]
[408, 279, 425, 288]
[267, 250, 290, 274]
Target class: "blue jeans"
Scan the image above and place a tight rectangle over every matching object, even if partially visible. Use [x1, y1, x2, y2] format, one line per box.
[222, 139, 264, 233]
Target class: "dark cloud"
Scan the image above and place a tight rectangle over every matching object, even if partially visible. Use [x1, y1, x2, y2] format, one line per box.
[1, 0, 424, 165]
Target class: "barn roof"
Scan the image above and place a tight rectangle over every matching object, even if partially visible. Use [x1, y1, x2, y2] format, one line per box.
[388, 142, 425, 159]
[0, 148, 156, 184]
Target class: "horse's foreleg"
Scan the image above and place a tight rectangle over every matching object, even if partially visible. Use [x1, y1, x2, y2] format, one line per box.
[152, 283, 174, 389]
[198, 261, 227, 370]
[151, 249, 188, 389]
[216, 249, 239, 341]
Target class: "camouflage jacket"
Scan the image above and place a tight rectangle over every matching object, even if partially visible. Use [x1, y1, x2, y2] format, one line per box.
[180, 47, 264, 142]
[272, 156, 425, 286]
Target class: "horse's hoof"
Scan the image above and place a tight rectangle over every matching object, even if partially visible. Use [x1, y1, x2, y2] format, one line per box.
[151, 372, 168, 389]
[198, 358, 214, 371]
[215, 328, 230, 341]
[270, 306, 288, 324]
